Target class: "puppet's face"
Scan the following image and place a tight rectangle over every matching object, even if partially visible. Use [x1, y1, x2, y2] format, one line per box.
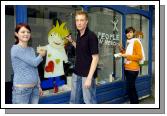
[48, 32, 64, 48]
[48, 21, 70, 48]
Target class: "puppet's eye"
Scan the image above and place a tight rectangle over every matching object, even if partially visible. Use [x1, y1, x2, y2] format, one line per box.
[52, 34, 55, 37]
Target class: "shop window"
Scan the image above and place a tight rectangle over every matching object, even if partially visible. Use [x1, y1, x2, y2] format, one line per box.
[27, 5, 82, 95]
[126, 14, 149, 76]
[88, 7, 123, 85]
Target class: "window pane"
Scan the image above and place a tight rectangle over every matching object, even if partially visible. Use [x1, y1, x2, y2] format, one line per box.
[126, 14, 149, 76]
[88, 7, 123, 85]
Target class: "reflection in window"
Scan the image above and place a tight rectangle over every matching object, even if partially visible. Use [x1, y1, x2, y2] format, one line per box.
[126, 14, 149, 76]
[88, 7, 123, 85]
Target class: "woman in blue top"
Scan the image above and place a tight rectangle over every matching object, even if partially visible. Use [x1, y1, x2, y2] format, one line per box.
[11, 23, 46, 104]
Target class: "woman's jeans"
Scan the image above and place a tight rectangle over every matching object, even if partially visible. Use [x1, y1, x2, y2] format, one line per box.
[70, 73, 97, 104]
[125, 70, 139, 104]
[12, 85, 39, 104]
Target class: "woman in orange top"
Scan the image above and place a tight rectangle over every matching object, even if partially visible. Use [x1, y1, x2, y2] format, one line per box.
[120, 27, 143, 104]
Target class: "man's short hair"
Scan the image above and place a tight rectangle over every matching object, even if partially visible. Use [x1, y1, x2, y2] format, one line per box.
[125, 27, 136, 34]
[75, 10, 88, 20]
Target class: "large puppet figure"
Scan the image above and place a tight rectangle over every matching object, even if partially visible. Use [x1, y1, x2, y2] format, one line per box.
[38, 21, 70, 93]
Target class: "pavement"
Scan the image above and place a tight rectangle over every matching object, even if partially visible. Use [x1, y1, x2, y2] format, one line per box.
[123, 95, 155, 104]
[139, 95, 155, 104]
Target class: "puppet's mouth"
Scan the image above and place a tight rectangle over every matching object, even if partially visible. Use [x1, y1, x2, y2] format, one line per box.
[53, 42, 61, 45]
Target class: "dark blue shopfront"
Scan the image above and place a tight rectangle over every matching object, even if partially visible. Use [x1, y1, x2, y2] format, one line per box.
[15, 5, 154, 104]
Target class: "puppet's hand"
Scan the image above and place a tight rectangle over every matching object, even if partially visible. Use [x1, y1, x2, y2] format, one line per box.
[65, 34, 73, 43]
[37, 46, 46, 57]
[37, 45, 42, 53]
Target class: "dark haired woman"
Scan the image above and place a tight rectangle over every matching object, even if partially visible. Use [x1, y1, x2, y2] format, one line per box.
[120, 27, 144, 104]
[11, 23, 46, 104]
